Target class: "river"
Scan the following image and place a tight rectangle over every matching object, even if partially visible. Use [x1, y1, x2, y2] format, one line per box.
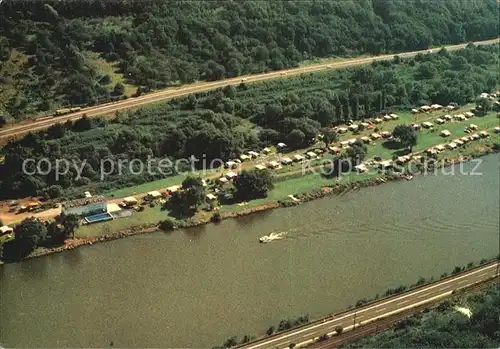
[1, 154, 499, 348]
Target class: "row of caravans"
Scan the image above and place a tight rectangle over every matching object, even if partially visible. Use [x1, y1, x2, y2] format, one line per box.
[53, 106, 82, 116]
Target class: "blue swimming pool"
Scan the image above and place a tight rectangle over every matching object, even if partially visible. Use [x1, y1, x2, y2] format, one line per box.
[84, 212, 113, 224]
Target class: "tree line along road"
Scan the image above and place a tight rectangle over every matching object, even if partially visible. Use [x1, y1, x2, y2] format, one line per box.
[0, 38, 498, 143]
[236, 261, 499, 349]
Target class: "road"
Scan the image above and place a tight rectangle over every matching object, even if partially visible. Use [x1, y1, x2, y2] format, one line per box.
[308, 277, 498, 349]
[0, 38, 498, 142]
[237, 261, 499, 349]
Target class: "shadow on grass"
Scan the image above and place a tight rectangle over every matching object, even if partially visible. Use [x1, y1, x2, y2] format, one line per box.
[382, 140, 402, 150]
[391, 148, 412, 157]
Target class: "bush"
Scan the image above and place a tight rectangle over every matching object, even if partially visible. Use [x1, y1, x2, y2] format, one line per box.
[159, 218, 176, 231]
[113, 82, 125, 95]
[318, 334, 329, 341]
[99, 75, 111, 85]
[266, 326, 275, 335]
[335, 325, 343, 334]
[211, 211, 221, 223]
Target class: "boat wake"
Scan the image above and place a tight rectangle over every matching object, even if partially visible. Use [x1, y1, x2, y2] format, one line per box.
[259, 231, 289, 243]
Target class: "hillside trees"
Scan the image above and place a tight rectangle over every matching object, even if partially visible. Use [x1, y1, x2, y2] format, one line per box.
[0, 0, 498, 118]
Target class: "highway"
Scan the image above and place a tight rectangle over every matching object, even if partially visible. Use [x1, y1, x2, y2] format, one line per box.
[237, 261, 499, 349]
[0, 38, 498, 142]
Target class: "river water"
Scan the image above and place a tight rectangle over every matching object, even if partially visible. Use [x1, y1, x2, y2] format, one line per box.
[1, 155, 499, 348]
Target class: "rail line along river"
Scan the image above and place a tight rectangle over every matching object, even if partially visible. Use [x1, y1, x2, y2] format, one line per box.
[1, 154, 499, 348]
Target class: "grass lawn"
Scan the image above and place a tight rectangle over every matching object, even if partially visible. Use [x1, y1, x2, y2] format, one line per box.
[219, 170, 376, 213]
[105, 168, 223, 198]
[85, 51, 137, 96]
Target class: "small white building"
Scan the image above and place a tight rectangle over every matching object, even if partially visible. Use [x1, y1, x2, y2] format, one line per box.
[147, 191, 162, 199]
[337, 127, 348, 134]
[120, 196, 138, 208]
[422, 122, 434, 128]
[293, 154, 304, 162]
[360, 136, 370, 143]
[247, 151, 259, 158]
[396, 156, 411, 164]
[355, 164, 367, 172]
[411, 108, 419, 114]
[479, 131, 490, 138]
[443, 115, 453, 121]
[268, 161, 280, 169]
[440, 130, 451, 137]
[167, 185, 181, 193]
[277, 142, 287, 149]
[455, 139, 464, 146]
[281, 157, 293, 165]
[262, 147, 271, 154]
[470, 133, 481, 140]
[370, 133, 381, 140]
[347, 138, 357, 144]
[225, 161, 238, 169]
[255, 164, 266, 170]
[379, 160, 393, 170]
[306, 151, 317, 159]
[435, 144, 446, 152]
[464, 111, 474, 118]
[454, 114, 466, 121]
[328, 146, 340, 153]
[219, 177, 229, 184]
[239, 154, 250, 161]
[373, 118, 383, 124]
[348, 124, 359, 131]
[435, 118, 445, 125]
[0, 225, 14, 236]
[225, 171, 238, 180]
[431, 104, 443, 110]
[383, 115, 392, 121]
[390, 114, 399, 120]
[412, 124, 421, 130]
[447, 142, 457, 150]
[206, 193, 217, 201]
[380, 131, 391, 138]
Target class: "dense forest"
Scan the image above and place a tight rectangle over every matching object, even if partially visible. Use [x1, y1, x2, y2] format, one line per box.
[0, 44, 498, 200]
[341, 284, 500, 348]
[0, 0, 498, 119]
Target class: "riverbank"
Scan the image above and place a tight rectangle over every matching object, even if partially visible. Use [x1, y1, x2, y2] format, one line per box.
[3, 146, 497, 264]
[216, 257, 500, 349]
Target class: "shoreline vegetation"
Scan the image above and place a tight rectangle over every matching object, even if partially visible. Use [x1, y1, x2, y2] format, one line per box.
[212, 257, 500, 349]
[340, 280, 500, 348]
[2, 146, 497, 264]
